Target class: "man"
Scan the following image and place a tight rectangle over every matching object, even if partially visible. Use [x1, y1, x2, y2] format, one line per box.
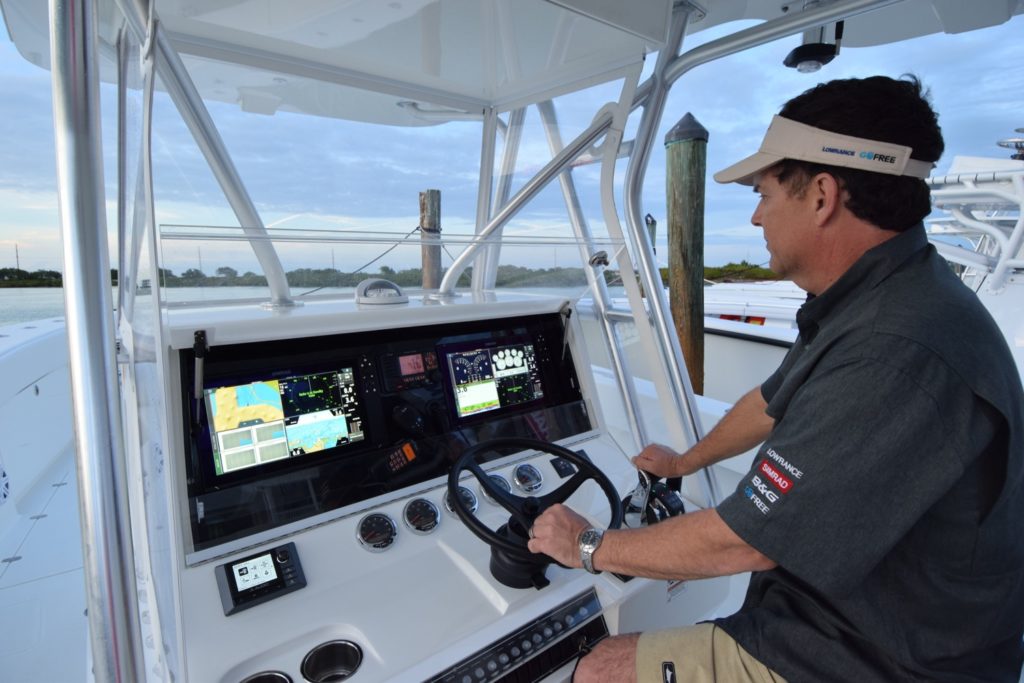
[528, 75, 1024, 682]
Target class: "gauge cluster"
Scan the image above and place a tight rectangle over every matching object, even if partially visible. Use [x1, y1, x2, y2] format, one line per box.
[354, 453, 578, 553]
[178, 312, 591, 555]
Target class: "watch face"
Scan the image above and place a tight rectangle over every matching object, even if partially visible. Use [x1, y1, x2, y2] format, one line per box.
[580, 528, 601, 549]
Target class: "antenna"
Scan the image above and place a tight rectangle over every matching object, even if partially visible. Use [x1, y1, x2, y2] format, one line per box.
[997, 130, 1024, 161]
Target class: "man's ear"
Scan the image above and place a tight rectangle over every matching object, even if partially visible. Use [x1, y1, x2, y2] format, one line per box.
[811, 172, 842, 226]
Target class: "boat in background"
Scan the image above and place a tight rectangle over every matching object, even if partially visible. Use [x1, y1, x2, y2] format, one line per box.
[0, 1, 1022, 682]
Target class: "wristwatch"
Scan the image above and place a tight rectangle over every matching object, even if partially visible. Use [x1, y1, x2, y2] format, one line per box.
[578, 527, 604, 574]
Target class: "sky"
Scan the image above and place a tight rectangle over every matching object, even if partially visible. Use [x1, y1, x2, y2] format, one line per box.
[0, 7, 1022, 276]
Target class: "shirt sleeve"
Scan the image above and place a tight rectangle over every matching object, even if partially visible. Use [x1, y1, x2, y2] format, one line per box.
[717, 353, 983, 596]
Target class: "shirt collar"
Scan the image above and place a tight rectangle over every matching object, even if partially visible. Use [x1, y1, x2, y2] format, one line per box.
[796, 223, 929, 343]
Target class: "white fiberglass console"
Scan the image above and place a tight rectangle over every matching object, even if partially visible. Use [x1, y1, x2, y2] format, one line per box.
[158, 294, 731, 683]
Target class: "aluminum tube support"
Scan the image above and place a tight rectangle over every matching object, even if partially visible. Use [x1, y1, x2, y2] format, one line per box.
[948, 207, 1011, 255]
[622, 7, 719, 503]
[990, 174, 1024, 289]
[438, 111, 613, 295]
[479, 107, 527, 290]
[116, 33, 129, 325]
[49, 1, 144, 680]
[537, 99, 644, 451]
[114, 0, 294, 306]
[471, 107, 499, 291]
[664, 0, 904, 86]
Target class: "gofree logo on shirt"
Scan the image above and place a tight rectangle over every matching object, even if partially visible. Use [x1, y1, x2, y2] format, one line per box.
[744, 447, 802, 515]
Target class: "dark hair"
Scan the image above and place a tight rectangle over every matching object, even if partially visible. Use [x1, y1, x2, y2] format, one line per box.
[773, 75, 944, 232]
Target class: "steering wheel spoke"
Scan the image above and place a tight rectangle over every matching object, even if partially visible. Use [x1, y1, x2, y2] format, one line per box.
[536, 470, 590, 510]
[448, 437, 623, 561]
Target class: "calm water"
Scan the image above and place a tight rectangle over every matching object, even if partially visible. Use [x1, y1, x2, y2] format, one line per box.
[0, 288, 68, 325]
[0, 286, 300, 326]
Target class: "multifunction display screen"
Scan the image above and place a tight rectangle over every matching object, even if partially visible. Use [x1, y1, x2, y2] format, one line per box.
[446, 342, 544, 419]
[204, 368, 364, 475]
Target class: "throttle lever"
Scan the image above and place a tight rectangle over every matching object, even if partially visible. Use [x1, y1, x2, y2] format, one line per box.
[623, 470, 652, 528]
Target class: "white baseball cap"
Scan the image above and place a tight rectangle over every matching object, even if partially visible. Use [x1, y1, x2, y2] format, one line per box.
[714, 115, 935, 185]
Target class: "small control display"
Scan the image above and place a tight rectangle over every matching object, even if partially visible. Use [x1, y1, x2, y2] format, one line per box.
[232, 552, 277, 591]
[444, 342, 543, 420]
[216, 542, 306, 615]
[380, 350, 438, 392]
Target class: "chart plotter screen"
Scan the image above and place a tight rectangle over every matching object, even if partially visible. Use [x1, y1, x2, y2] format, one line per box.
[204, 368, 364, 475]
[445, 342, 544, 419]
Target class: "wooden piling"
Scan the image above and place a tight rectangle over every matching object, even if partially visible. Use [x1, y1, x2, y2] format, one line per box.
[665, 113, 707, 395]
[420, 189, 441, 289]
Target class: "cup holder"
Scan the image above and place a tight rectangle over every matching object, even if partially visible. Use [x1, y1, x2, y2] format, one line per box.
[301, 640, 363, 682]
[240, 672, 292, 683]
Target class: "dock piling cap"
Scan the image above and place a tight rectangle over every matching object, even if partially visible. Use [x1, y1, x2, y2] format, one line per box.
[713, 115, 934, 185]
[665, 112, 708, 144]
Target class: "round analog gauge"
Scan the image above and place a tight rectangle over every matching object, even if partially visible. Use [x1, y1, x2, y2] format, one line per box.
[481, 474, 513, 504]
[356, 512, 398, 552]
[513, 463, 544, 493]
[403, 498, 440, 534]
[444, 485, 478, 515]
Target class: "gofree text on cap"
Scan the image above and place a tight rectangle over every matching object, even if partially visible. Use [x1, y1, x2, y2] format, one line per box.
[714, 115, 934, 185]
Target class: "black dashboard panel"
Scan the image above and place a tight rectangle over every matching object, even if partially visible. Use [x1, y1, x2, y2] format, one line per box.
[179, 312, 591, 552]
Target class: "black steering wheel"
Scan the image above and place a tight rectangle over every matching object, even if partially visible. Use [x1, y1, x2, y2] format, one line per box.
[448, 437, 623, 558]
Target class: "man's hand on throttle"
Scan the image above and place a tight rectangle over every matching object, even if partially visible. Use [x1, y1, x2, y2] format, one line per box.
[632, 443, 685, 478]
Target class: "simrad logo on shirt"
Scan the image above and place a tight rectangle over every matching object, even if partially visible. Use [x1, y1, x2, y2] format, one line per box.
[744, 447, 802, 515]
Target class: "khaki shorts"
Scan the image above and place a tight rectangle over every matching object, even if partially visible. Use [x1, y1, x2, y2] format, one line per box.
[635, 623, 787, 683]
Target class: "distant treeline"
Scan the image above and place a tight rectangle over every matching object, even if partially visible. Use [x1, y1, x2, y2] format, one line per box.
[691, 260, 778, 282]
[0, 261, 778, 288]
[0, 268, 63, 287]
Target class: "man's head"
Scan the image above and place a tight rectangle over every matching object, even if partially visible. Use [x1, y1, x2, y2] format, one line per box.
[716, 75, 944, 232]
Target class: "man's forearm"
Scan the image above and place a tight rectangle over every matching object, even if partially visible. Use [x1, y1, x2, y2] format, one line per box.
[677, 386, 774, 475]
[592, 508, 776, 580]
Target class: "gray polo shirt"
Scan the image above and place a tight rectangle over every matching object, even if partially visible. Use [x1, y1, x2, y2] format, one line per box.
[715, 224, 1024, 682]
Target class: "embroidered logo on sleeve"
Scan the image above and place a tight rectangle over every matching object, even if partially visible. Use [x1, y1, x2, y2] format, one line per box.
[764, 447, 803, 479]
[759, 459, 793, 493]
[744, 447, 803, 515]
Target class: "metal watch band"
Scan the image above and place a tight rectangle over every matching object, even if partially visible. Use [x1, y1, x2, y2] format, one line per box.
[579, 527, 604, 574]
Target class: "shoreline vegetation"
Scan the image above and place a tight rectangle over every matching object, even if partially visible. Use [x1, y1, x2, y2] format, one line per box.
[0, 262, 778, 289]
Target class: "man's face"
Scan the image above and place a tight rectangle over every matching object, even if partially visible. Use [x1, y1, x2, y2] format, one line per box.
[750, 170, 815, 285]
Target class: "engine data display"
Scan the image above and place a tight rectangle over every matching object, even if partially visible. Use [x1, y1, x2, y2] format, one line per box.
[446, 343, 544, 419]
[205, 368, 364, 475]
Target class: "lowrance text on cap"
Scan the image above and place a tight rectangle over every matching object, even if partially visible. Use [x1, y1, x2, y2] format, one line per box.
[714, 115, 934, 185]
